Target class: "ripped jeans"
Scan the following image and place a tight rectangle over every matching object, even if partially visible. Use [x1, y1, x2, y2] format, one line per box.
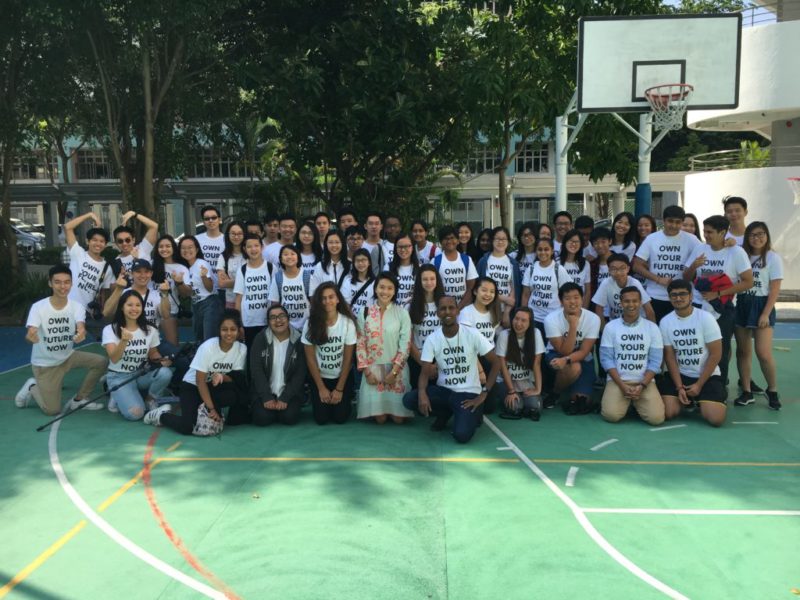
[106, 367, 173, 421]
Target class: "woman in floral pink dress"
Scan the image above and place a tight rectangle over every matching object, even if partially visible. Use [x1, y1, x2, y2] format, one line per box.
[356, 272, 413, 423]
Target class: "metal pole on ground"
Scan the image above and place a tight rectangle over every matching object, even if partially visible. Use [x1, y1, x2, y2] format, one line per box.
[635, 113, 653, 217]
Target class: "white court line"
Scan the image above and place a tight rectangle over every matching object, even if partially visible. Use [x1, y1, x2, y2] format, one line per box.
[48, 420, 227, 599]
[565, 467, 579, 487]
[582, 508, 800, 516]
[0, 343, 100, 376]
[732, 422, 778, 425]
[650, 424, 686, 432]
[496, 446, 512, 451]
[590, 439, 618, 452]
[484, 417, 688, 600]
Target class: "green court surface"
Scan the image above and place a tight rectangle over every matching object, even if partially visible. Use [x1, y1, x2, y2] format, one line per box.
[1, 341, 798, 600]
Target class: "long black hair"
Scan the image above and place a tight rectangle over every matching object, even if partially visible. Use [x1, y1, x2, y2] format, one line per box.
[295, 220, 323, 264]
[151, 234, 187, 284]
[559, 229, 586, 271]
[470, 276, 501, 327]
[505, 306, 537, 370]
[349, 248, 375, 284]
[321, 230, 350, 273]
[612, 211, 636, 251]
[409, 264, 444, 325]
[306, 282, 356, 345]
[221, 221, 246, 266]
[388, 233, 420, 279]
[514, 221, 537, 263]
[112, 289, 150, 337]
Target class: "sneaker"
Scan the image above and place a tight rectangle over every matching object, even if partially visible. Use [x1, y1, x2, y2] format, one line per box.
[15, 378, 36, 408]
[738, 379, 764, 394]
[734, 391, 754, 406]
[766, 391, 781, 411]
[146, 398, 159, 412]
[529, 408, 541, 422]
[107, 397, 119, 413]
[430, 415, 449, 431]
[66, 396, 104, 411]
[143, 404, 172, 426]
[543, 393, 558, 409]
[563, 398, 579, 416]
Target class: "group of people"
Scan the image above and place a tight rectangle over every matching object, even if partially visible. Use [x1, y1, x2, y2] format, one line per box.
[16, 196, 784, 443]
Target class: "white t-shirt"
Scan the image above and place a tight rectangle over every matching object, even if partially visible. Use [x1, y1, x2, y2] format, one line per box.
[743, 251, 783, 298]
[268, 269, 310, 331]
[341, 277, 376, 317]
[591, 276, 651, 320]
[102, 325, 160, 374]
[516, 251, 536, 274]
[233, 261, 273, 327]
[124, 285, 163, 327]
[585, 242, 637, 261]
[412, 301, 439, 350]
[544, 308, 601, 361]
[195, 232, 225, 269]
[182, 336, 248, 385]
[270, 337, 290, 397]
[553, 239, 562, 259]
[494, 327, 544, 390]
[685, 244, 751, 317]
[725, 232, 745, 247]
[300, 252, 320, 269]
[162, 263, 190, 315]
[262, 241, 285, 268]
[309, 260, 346, 297]
[27, 298, 86, 367]
[522, 261, 571, 322]
[436, 254, 478, 305]
[457, 304, 498, 347]
[393, 264, 416, 308]
[635, 230, 700, 301]
[600, 317, 663, 382]
[361, 240, 378, 254]
[301, 314, 357, 378]
[485, 254, 514, 298]
[187, 259, 215, 303]
[416, 241, 439, 265]
[216, 252, 246, 304]
[660, 308, 722, 378]
[116, 239, 154, 272]
[563, 260, 590, 287]
[596, 263, 610, 288]
[67, 244, 114, 308]
[421, 326, 493, 394]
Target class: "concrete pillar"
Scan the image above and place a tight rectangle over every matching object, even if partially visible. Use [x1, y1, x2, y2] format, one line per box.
[182, 197, 195, 236]
[43, 198, 60, 247]
[555, 115, 568, 213]
[613, 189, 626, 215]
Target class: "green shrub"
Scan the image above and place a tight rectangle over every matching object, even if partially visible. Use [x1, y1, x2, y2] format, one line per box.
[0, 272, 51, 321]
[35, 246, 67, 265]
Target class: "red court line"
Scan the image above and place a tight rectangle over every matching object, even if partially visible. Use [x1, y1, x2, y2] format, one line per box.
[142, 431, 241, 600]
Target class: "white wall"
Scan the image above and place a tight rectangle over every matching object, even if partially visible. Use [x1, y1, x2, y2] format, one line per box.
[684, 166, 800, 288]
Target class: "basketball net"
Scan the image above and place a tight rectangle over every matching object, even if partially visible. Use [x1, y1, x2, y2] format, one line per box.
[644, 84, 694, 131]
[789, 177, 800, 206]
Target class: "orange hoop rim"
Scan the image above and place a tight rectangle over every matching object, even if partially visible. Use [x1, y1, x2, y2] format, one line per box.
[644, 83, 695, 103]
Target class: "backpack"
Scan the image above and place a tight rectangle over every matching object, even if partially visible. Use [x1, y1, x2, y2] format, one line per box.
[240, 262, 273, 279]
[433, 252, 470, 273]
[274, 268, 311, 304]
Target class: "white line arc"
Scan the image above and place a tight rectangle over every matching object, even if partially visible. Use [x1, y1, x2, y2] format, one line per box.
[566, 466, 579, 487]
[650, 424, 687, 432]
[484, 417, 688, 600]
[590, 439, 618, 452]
[732, 422, 778, 425]
[582, 508, 800, 516]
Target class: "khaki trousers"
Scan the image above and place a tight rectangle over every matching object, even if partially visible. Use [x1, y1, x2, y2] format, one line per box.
[601, 380, 665, 426]
[31, 351, 108, 415]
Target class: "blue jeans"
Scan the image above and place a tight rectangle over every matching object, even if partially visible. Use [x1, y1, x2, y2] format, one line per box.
[403, 385, 482, 444]
[192, 294, 223, 342]
[107, 367, 173, 421]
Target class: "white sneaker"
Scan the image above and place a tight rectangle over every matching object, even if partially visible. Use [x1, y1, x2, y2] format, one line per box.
[107, 397, 119, 413]
[15, 378, 36, 408]
[143, 404, 171, 426]
[146, 398, 159, 412]
[66, 396, 104, 411]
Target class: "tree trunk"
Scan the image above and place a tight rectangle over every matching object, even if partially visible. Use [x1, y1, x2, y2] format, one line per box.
[1, 146, 21, 281]
[142, 47, 156, 219]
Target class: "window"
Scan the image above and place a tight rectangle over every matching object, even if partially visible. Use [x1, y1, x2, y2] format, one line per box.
[465, 146, 501, 175]
[192, 148, 250, 178]
[77, 150, 114, 179]
[514, 198, 542, 232]
[452, 199, 485, 232]
[515, 142, 549, 173]
[4, 152, 59, 180]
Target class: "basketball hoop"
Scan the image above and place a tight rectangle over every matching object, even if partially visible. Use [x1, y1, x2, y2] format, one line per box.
[789, 177, 800, 206]
[644, 83, 694, 131]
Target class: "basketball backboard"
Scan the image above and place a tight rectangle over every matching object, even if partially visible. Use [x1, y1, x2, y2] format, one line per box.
[577, 14, 742, 113]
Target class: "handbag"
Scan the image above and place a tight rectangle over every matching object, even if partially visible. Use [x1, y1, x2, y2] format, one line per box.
[193, 404, 224, 437]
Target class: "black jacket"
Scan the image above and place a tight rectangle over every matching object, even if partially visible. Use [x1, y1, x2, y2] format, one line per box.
[249, 327, 307, 405]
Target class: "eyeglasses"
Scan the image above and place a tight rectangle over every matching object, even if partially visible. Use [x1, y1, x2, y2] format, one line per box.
[396, 244, 413, 250]
[493, 237, 509, 242]
[116, 237, 133, 244]
[669, 291, 690, 299]
[203, 215, 219, 221]
[521, 232, 535, 238]
[748, 232, 766, 239]
[268, 314, 288, 322]
[608, 267, 628, 273]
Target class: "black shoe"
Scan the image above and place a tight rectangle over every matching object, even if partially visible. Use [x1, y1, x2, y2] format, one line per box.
[499, 409, 522, 420]
[430, 415, 449, 431]
[767, 391, 781, 410]
[529, 408, 541, 422]
[543, 393, 558, 409]
[734, 391, 754, 406]
[738, 379, 765, 394]
[563, 398, 579, 416]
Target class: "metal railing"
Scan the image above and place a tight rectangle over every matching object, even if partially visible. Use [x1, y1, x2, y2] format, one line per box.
[690, 145, 800, 171]
[740, 2, 779, 27]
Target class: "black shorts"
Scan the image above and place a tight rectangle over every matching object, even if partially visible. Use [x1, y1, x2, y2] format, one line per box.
[658, 374, 727, 403]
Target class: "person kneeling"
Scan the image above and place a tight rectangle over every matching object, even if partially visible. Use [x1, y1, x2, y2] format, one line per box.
[251, 305, 307, 426]
[599, 286, 665, 426]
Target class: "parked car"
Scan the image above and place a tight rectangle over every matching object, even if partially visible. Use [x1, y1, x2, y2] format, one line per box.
[11, 224, 44, 258]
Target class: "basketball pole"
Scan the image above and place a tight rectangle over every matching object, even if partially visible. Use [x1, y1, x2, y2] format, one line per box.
[635, 113, 653, 217]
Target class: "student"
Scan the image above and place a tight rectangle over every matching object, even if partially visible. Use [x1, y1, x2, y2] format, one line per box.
[179, 235, 222, 342]
[102, 290, 173, 421]
[151, 234, 190, 346]
[269, 245, 311, 331]
[362, 211, 384, 254]
[559, 229, 591, 308]
[216, 221, 246, 309]
[246, 220, 264, 239]
[145, 310, 249, 433]
[383, 215, 403, 254]
[458, 277, 502, 347]
[263, 214, 280, 245]
[302, 283, 358, 425]
[408, 265, 444, 389]
[552, 211, 573, 257]
[341, 248, 376, 316]
[723, 196, 748, 246]
[493, 307, 544, 421]
[345, 225, 367, 261]
[634, 205, 701, 322]
[195, 205, 226, 269]
[682, 213, 703, 240]
[683, 214, 753, 387]
[610, 211, 637, 260]
[659, 280, 726, 427]
[310, 230, 350, 296]
[411, 219, 440, 265]
[592, 254, 655, 323]
[16, 265, 108, 415]
[295, 220, 323, 269]
[513, 222, 538, 274]
[336, 207, 358, 232]
[387, 234, 419, 307]
[633, 214, 657, 249]
[250, 305, 308, 426]
[111, 211, 160, 278]
[403, 296, 501, 443]
[544, 282, 601, 415]
[476, 228, 493, 257]
[574, 215, 595, 258]
[520, 237, 570, 331]
[477, 226, 521, 326]
[263, 214, 297, 267]
[314, 211, 332, 247]
[63, 212, 115, 335]
[456, 222, 482, 265]
[103, 259, 170, 329]
[434, 225, 479, 309]
[589, 227, 613, 292]
[234, 233, 273, 348]
[356, 273, 414, 423]
[599, 286, 665, 425]
[537, 223, 555, 242]
[733, 222, 782, 409]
